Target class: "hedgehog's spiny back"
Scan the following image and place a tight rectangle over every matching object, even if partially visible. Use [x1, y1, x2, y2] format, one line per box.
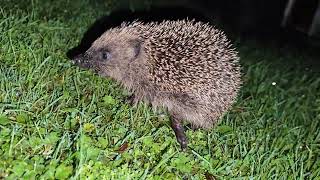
[138, 20, 241, 95]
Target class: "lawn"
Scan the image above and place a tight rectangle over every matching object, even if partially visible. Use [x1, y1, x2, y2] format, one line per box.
[0, 0, 320, 179]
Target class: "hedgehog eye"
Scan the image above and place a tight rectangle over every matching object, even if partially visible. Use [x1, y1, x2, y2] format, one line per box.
[101, 51, 111, 60]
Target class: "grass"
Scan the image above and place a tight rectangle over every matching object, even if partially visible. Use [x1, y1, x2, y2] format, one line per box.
[0, 0, 320, 179]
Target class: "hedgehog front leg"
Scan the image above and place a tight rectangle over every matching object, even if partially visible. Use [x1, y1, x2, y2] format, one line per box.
[171, 116, 188, 150]
[126, 94, 135, 105]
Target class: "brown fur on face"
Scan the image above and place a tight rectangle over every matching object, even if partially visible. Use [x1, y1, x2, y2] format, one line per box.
[73, 28, 143, 80]
[72, 20, 241, 129]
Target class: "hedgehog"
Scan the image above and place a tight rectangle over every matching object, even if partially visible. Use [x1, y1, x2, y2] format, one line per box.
[71, 20, 241, 150]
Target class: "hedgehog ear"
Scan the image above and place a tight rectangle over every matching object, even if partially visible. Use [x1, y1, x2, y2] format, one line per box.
[129, 39, 143, 60]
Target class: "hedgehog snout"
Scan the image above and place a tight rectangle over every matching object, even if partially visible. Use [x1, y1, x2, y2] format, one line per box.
[71, 53, 93, 69]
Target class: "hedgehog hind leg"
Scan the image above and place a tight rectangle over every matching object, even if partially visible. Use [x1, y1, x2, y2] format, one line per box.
[170, 115, 188, 151]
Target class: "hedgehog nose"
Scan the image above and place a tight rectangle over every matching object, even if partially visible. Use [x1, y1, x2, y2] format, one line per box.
[71, 54, 92, 69]
[71, 54, 83, 65]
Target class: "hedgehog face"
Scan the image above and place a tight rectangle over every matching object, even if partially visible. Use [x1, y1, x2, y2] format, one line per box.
[72, 32, 143, 80]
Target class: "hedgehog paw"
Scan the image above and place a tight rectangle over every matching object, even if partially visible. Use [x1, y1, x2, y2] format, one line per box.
[171, 117, 188, 151]
[178, 135, 188, 151]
